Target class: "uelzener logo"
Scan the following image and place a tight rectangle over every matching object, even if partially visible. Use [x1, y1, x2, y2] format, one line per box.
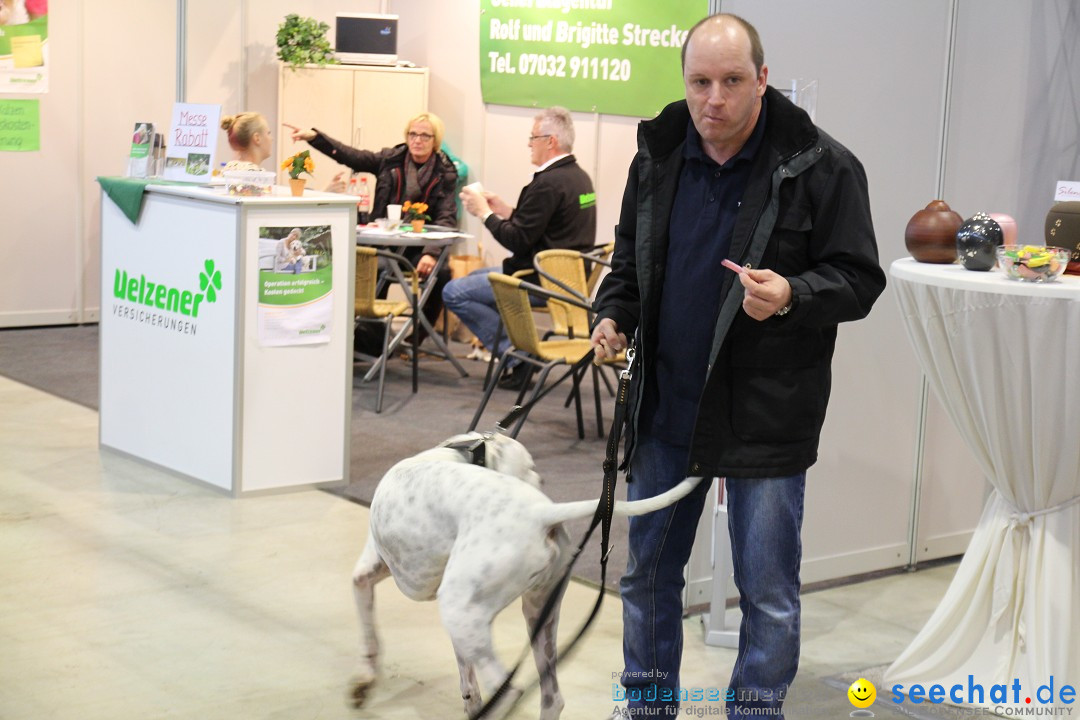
[111, 259, 223, 336]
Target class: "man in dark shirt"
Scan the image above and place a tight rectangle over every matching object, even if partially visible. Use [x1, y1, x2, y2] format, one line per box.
[592, 14, 885, 719]
[444, 106, 596, 387]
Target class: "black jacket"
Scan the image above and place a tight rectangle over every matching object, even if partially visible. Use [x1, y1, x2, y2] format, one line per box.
[483, 154, 597, 277]
[594, 87, 886, 477]
[309, 132, 458, 228]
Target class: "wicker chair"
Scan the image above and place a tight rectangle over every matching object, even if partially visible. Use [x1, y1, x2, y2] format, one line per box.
[468, 273, 623, 439]
[354, 246, 419, 413]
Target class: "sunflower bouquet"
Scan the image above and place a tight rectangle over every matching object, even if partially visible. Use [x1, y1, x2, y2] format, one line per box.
[402, 201, 431, 223]
[281, 149, 315, 179]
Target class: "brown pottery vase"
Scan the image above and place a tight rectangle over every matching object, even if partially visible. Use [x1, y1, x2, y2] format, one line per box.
[905, 200, 964, 263]
[1045, 201, 1080, 275]
[289, 177, 306, 197]
[411, 219, 425, 232]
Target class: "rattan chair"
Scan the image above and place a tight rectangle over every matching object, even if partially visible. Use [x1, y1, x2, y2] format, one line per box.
[354, 246, 419, 413]
[469, 273, 623, 439]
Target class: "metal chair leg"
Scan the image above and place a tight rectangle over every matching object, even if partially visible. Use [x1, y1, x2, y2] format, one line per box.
[375, 320, 392, 413]
[470, 351, 512, 431]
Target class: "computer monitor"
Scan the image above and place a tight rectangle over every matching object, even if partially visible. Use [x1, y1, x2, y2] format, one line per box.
[335, 13, 398, 66]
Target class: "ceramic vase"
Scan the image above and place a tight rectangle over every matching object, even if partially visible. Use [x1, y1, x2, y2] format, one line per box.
[1045, 201, 1080, 275]
[956, 212, 1003, 271]
[904, 200, 964, 263]
[289, 177, 306, 197]
[410, 219, 425, 232]
[989, 213, 1018, 246]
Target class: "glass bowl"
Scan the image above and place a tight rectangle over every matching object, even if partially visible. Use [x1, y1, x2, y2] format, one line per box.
[995, 245, 1069, 282]
[223, 170, 275, 197]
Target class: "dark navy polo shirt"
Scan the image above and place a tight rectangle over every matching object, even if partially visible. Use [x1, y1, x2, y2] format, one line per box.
[641, 97, 768, 448]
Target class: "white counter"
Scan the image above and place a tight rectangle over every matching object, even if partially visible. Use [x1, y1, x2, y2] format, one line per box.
[99, 183, 358, 495]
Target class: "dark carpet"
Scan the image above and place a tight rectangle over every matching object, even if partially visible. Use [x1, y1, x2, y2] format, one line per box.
[0, 324, 625, 590]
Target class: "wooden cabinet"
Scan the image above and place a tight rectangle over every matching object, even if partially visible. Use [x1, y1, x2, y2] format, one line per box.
[276, 64, 429, 197]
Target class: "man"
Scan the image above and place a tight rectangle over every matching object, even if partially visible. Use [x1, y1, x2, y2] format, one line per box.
[445, 106, 597, 388]
[591, 14, 886, 719]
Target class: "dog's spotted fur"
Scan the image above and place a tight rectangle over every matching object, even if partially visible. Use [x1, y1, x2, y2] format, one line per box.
[349, 432, 702, 718]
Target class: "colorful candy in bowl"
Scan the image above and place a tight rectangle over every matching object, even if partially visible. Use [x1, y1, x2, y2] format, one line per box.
[995, 245, 1069, 282]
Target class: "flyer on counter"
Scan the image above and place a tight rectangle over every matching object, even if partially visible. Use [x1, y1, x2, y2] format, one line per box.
[257, 225, 334, 347]
[0, 5, 48, 94]
[162, 102, 220, 182]
[126, 122, 154, 177]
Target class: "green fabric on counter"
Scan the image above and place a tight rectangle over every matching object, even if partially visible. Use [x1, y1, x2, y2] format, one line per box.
[96, 177, 200, 224]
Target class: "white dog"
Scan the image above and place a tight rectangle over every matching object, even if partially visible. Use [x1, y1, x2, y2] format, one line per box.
[349, 432, 702, 719]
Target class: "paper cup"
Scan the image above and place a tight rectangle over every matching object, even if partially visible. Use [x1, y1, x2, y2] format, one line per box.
[387, 204, 402, 223]
[464, 182, 484, 194]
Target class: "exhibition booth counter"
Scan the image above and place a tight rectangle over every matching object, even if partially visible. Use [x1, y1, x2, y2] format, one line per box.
[99, 182, 358, 495]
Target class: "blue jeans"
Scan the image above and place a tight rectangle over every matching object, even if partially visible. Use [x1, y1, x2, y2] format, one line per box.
[442, 266, 543, 361]
[619, 434, 805, 719]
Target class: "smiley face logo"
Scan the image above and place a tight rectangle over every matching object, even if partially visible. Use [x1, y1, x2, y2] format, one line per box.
[848, 678, 877, 708]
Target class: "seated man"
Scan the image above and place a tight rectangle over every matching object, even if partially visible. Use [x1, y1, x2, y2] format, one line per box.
[444, 106, 597, 388]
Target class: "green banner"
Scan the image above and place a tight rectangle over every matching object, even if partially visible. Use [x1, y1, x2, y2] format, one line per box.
[479, 0, 707, 118]
[0, 98, 39, 151]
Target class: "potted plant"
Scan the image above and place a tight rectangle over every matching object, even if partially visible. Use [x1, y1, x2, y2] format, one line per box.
[281, 150, 314, 196]
[276, 14, 338, 69]
[402, 201, 431, 232]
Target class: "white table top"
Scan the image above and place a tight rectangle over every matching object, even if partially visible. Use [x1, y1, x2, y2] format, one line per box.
[356, 224, 471, 248]
[146, 183, 359, 207]
[890, 257, 1080, 300]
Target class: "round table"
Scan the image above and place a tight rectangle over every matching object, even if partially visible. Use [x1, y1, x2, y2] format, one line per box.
[886, 258, 1080, 712]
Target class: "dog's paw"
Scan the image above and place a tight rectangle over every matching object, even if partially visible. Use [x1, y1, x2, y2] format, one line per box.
[348, 677, 376, 709]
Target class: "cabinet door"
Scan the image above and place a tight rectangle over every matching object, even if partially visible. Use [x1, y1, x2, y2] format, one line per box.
[351, 67, 429, 154]
[278, 66, 354, 191]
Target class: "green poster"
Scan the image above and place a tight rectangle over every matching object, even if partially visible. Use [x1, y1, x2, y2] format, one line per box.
[257, 225, 335, 347]
[479, 0, 707, 118]
[0, 98, 39, 151]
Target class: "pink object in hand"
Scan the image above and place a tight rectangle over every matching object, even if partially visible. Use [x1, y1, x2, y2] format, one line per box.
[990, 213, 1018, 246]
[721, 259, 745, 274]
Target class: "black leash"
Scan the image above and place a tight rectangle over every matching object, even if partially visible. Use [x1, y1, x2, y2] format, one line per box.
[470, 347, 635, 720]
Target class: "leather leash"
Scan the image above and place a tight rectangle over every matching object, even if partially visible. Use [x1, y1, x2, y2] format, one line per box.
[470, 347, 635, 720]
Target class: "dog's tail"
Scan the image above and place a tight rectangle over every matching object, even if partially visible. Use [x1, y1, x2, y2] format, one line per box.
[538, 477, 705, 528]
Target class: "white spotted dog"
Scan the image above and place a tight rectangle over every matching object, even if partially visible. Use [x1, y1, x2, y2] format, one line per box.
[349, 432, 703, 719]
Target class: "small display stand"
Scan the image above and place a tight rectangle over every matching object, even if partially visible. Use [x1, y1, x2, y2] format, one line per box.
[98, 182, 357, 495]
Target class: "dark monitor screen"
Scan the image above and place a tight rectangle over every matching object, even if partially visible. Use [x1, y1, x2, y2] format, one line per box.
[335, 14, 398, 62]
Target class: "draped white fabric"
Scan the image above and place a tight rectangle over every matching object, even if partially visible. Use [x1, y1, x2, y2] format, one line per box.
[886, 259, 1080, 713]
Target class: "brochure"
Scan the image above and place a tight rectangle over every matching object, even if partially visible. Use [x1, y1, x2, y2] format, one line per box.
[162, 103, 221, 182]
[126, 122, 154, 178]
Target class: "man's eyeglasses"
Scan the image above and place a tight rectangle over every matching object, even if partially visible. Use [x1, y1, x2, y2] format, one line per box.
[407, 132, 435, 141]
[528, 134, 552, 143]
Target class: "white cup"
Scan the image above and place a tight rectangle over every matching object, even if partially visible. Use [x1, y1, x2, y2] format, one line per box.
[464, 182, 484, 195]
[386, 204, 402, 223]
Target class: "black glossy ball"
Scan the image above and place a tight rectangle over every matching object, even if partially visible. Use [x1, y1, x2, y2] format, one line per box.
[956, 212, 1003, 271]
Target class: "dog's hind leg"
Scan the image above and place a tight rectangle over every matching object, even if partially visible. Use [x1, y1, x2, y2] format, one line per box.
[349, 537, 390, 709]
[522, 579, 567, 720]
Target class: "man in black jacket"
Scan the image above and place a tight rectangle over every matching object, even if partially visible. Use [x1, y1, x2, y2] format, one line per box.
[445, 106, 596, 388]
[592, 14, 886, 719]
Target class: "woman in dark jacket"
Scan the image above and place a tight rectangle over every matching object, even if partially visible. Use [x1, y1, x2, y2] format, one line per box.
[285, 112, 458, 349]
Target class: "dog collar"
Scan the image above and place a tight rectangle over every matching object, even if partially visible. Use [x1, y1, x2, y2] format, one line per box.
[443, 436, 487, 467]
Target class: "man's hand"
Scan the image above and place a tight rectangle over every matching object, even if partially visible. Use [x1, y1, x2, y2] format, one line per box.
[282, 123, 316, 143]
[483, 192, 513, 218]
[739, 268, 793, 321]
[416, 254, 437, 278]
[460, 187, 492, 218]
[591, 318, 627, 363]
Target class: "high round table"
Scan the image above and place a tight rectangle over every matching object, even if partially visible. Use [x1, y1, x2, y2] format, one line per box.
[886, 258, 1080, 713]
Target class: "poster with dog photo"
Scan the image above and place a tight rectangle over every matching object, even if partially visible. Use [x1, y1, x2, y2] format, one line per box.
[0, 0, 48, 94]
[257, 224, 333, 347]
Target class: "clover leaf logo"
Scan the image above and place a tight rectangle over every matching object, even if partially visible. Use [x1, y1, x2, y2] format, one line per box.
[199, 259, 223, 303]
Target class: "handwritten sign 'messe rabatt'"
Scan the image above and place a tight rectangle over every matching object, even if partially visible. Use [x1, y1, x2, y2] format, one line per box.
[163, 102, 221, 182]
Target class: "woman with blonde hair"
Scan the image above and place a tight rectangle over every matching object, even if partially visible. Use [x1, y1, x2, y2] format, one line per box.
[220, 112, 272, 171]
[284, 112, 458, 349]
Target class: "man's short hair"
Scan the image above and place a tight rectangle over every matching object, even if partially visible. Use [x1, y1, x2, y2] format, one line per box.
[680, 13, 764, 75]
[535, 106, 575, 153]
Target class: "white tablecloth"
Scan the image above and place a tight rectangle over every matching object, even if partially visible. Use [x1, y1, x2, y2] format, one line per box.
[886, 259, 1080, 712]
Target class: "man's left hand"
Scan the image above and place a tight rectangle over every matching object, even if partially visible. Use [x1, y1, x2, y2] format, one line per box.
[740, 268, 793, 321]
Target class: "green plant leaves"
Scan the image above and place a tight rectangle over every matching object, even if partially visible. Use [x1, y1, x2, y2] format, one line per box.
[276, 14, 338, 69]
